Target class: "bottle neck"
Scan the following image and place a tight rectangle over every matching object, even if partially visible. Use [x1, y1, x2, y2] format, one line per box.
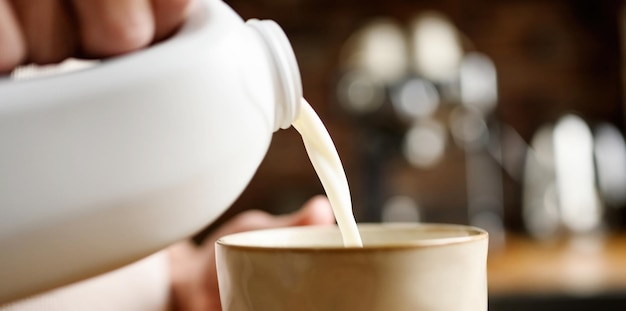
[246, 19, 302, 131]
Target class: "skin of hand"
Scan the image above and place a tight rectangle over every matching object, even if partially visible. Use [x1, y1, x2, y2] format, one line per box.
[0, 0, 195, 73]
[167, 195, 336, 311]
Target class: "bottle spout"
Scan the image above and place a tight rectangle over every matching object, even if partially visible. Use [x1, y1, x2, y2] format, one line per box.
[246, 19, 302, 130]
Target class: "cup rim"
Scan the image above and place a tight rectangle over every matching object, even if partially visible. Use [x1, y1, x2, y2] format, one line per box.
[216, 223, 488, 252]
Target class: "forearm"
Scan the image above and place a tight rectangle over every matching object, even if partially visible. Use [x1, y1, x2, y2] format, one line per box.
[0, 251, 170, 311]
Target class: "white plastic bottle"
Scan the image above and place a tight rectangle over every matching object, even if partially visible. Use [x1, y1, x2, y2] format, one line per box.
[0, 0, 302, 303]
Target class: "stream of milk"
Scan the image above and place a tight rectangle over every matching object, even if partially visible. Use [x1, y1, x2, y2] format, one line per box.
[292, 99, 363, 247]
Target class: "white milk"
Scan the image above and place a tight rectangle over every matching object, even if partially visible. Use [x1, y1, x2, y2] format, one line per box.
[292, 99, 363, 247]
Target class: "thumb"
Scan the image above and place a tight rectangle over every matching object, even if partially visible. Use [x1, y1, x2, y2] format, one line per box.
[285, 195, 335, 227]
[204, 195, 335, 249]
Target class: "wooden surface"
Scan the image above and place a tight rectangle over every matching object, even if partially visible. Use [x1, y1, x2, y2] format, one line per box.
[488, 233, 626, 296]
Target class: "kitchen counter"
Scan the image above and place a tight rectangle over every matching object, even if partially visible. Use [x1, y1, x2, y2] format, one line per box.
[488, 233, 626, 296]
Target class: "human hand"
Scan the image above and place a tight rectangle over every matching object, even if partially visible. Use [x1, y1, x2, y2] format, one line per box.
[167, 195, 336, 311]
[0, 0, 195, 73]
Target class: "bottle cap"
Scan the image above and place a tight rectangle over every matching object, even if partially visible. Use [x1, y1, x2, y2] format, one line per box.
[247, 19, 302, 130]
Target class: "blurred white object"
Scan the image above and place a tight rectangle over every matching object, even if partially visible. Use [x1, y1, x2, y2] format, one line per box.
[391, 77, 440, 120]
[382, 195, 421, 223]
[459, 53, 498, 114]
[523, 125, 561, 239]
[336, 70, 385, 114]
[594, 123, 626, 207]
[449, 106, 489, 151]
[553, 115, 603, 233]
[403, 120, 447, 168]
[342, 19, 408, 84]
[411, 12, 463, 83]
[0, 0, 301, 303]
[523, 116, 607, 239]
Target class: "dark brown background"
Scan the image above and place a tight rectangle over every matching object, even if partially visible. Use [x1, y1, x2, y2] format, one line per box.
[199, 0, 625, 238]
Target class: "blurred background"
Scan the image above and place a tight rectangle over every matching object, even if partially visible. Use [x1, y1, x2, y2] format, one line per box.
[207, 0, 626, 309]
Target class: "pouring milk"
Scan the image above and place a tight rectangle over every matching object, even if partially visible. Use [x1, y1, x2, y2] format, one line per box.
[292, 99, 363, 247]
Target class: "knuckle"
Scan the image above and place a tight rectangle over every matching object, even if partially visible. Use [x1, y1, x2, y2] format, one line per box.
[229, 210, 272, 232]
[0, 43, 25, 73]
[167, 0, 194, 15]
[85, 18, 154, 56]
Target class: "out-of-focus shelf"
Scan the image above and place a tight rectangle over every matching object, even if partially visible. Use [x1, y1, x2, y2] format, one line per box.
[488, 233, 626, 296]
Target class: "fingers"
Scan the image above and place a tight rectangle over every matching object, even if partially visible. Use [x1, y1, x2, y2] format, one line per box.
[169, 197, 335, 311]
[221, 196, 334, 237]
[0, 0, 25, 72]
[10, 0, 76, 65]
[205, 196, 335, 249]
[291, 195, 336, 226]
[151, 0, 194, 41]
[1, 0, 192, 72]
[72, 0, 155, 57]
[167, 241, 215, 311]
[71, 0, 194, 57]
[210, 210, 282, 239]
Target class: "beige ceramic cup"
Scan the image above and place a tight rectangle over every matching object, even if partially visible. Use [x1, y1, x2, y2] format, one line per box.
[216, 223, 488, 311]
